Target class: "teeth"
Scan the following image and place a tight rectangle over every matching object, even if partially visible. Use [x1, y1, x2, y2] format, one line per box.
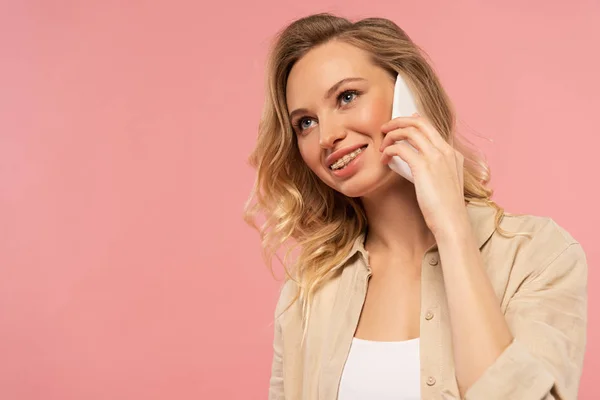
[330, 147, 365, 170]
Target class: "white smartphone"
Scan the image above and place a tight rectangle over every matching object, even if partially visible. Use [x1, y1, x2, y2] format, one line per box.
[388, 73, 418, 183]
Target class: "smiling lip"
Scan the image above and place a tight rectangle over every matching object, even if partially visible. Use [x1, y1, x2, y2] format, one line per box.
[325, 143, 368, 167]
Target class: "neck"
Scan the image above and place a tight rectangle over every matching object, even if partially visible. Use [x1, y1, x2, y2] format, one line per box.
[360, 179, 436, 261]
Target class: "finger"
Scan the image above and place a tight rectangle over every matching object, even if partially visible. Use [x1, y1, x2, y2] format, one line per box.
[382, 114, 448, 152]
[379, 126, 434, 156]
[380, 141, 421, 168]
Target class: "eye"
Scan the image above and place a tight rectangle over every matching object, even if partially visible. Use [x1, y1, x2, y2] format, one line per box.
[295, 117, 315, 132]
[338, 90, 359, 105]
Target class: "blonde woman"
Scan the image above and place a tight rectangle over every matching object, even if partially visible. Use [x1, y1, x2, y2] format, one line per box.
[244, 13, 587, 400]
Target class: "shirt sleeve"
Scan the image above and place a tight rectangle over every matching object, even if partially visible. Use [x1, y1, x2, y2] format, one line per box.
[464, 242, 588, 400]
[268, 282, 291, 400]
[268, 314, 284, 399]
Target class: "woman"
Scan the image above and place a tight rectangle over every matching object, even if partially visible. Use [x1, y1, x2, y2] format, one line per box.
[244, 12, 587, 400]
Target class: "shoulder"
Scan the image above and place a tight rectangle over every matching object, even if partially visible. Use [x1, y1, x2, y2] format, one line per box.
[500, 212, 578, 245]
[273, 278, 301, 322]
[493, 211, 587, 283]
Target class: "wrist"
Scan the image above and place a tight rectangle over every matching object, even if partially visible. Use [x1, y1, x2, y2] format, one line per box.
[433, 210, 472, 245]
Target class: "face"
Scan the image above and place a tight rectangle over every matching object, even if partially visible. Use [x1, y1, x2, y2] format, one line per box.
[286, 40, 406, 198]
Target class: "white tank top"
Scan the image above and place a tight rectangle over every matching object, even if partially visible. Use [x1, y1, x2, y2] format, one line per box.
[337, 337, 421, 400]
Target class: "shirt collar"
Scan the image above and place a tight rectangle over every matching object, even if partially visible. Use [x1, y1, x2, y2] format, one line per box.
[465, 200, 500, 249]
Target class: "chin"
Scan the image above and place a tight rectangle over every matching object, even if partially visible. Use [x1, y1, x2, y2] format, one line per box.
[328, 167, 403, 199]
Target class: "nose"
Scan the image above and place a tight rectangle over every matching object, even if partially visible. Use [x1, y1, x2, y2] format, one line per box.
[319, 116, 347, 149]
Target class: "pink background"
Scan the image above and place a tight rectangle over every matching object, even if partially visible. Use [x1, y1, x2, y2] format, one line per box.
[1, 1, 598, 399]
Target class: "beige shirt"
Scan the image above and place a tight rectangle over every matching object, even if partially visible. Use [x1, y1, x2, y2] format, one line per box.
[268, 202, 587, 400]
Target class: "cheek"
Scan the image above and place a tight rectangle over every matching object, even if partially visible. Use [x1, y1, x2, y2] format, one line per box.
[297, 139, 321, 171]
[352, 97, 390, 141]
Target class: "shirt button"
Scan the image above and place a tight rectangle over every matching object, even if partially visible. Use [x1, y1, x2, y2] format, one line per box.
[426, 376, 436, 386]
[425, 310, 434, 320]
[428, 256, 438, 266]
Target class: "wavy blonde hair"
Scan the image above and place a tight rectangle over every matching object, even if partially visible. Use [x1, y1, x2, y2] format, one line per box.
[244, 13, 522, 336]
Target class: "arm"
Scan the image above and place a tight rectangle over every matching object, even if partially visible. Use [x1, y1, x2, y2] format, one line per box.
[378, 113, 587, 399]
[436, 218, 587, 399]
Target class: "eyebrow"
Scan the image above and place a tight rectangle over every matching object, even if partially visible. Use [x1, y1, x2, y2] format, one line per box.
[288, 77, 367, 121]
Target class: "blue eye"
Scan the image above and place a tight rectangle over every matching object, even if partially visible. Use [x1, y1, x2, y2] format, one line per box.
[339, 90, 358, 105]
[296, 118, 314, 131]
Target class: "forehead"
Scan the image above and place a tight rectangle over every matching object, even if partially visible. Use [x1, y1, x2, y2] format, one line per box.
[286, 41, 375, 107]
